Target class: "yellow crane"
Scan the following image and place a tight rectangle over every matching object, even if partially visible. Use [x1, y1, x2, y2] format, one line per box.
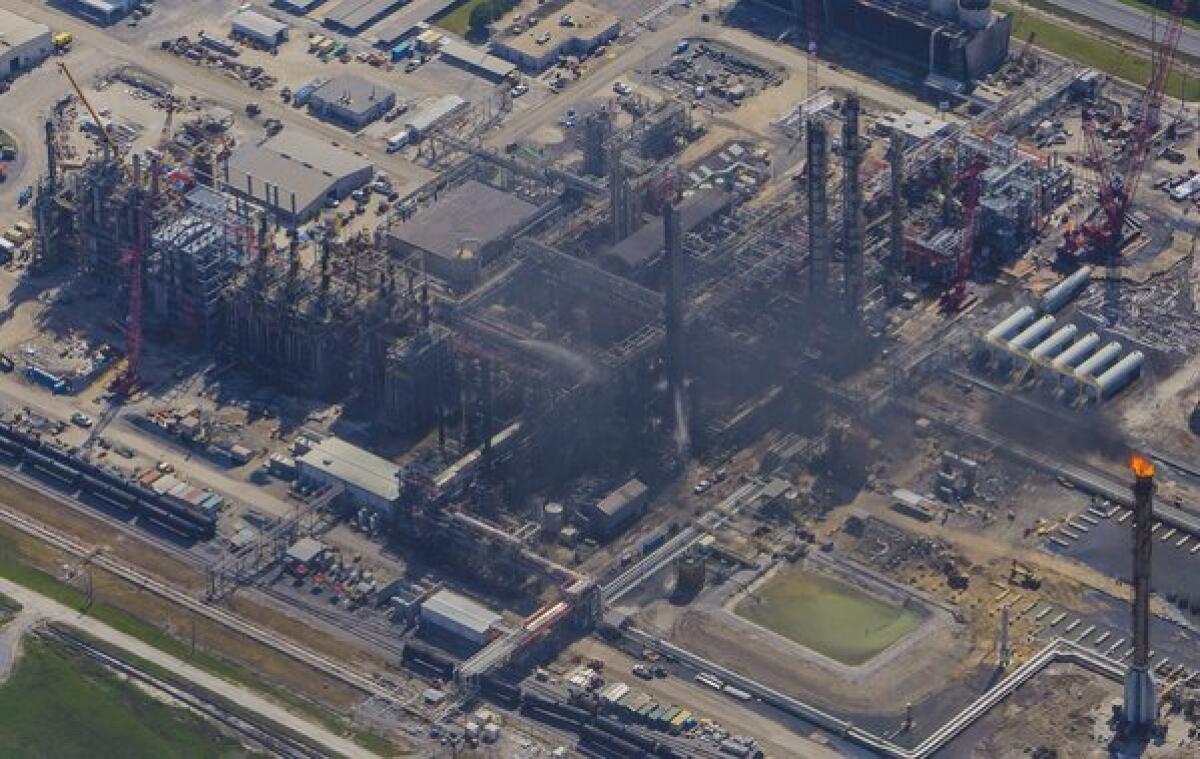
[57, 62, 121, 161]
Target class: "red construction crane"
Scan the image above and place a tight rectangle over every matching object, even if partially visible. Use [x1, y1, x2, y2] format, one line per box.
[941, 156, 985, 312]
[1061, 0, 1189, 264]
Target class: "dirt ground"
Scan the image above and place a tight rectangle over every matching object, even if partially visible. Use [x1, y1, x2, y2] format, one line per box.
[939, 663, 1198, 759]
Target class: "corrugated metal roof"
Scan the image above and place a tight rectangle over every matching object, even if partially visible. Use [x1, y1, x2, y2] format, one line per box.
[310, 75, 393, 118]
[422, 589, 500, 634]
[404, 94, 466, 134]
[226, 131, 370, 216]
[388, 180, 538, 260]
[297, 436, 401, 502]
[0, 8, 50, 47]
[594, 478, 647, 518]
[324, 0, 406, 32]
[232, 9, 289, 39]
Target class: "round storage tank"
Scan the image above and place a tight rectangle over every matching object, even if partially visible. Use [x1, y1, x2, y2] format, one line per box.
[958, 0, 992, 30]
[931, 0, 958, 18]
[543, 502, 564, 532]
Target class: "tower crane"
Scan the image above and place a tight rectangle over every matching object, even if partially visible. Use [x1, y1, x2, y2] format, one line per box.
[1059, 0, 1189, 265]
[57, 62, 120, 162]
[940, 155, 985, 312]
[806, 0, 820, 97]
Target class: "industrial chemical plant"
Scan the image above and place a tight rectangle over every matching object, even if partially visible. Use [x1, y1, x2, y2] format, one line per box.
[0, 0, 1198, 757]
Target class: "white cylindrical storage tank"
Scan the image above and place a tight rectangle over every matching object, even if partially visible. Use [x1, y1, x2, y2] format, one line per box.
[985, 305, 1036, 342]
[1009, 315, 1056, 352]
[1093, 351, 1145, 400]
[543, 502, 564, 532]
[1075, 341, 1124, 380]
[1040, 266, 1092, 314]
[958, 0, 993, 30]
[931, 0, 958, 18]
[1052, 332, 1101, 371]
[1029, 324, 1079, 362]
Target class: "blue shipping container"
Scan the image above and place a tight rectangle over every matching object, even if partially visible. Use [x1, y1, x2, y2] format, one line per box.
[641, 529, 668, 555]
[25, 366, 67, 394]
[391, 42, 413, 61]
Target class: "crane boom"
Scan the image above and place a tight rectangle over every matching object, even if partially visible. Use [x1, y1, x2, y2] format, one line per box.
[57, 62, 120, 160]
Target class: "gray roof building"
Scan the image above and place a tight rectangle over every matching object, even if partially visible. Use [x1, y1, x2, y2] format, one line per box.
[0, 8, 52, 74]
[308, 74, 396, 129]
[586, 478, 648, 538]
[420, 589, 501, 645]
[295, 436, 401, 511]
[231, 9, 290, 48]
[387, 180, 540, 287]
[324, 0, 407, 34]
[224, 130, 373, 223]
[604, 188, 733, 273]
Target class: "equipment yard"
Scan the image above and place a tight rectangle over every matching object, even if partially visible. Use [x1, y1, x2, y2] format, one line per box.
[0, 0, 1197, 757]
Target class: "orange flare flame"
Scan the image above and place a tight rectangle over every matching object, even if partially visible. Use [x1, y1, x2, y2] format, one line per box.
[1130, 454, 1155, 479]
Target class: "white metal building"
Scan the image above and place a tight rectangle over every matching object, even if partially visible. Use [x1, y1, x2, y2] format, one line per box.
[296, 436, 400, 512]
[420, 589, 501, 646]
[231, 9, 290, 49]
[0, 9, 52, 77]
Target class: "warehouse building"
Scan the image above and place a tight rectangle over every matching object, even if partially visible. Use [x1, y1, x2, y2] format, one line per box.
[603, 187, 734, 278]
[231, 9, 290, 49]
[224, 130, 373, 224]
[387, 180, 541, 288]
[62, 0, 140, 25]
[584, 478, 648, 539]
[0, 9, 52, 76]
[308, 74, 396, 129]
[437, 39, 518, 83]
[420, 589, 501, 646]
[274, 0, 328, 13]
[323, 0, 407, 34]
[490, 1, 619, 73]
[295, 436, 401, 513]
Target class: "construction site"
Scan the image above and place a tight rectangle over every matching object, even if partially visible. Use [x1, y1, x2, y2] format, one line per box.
[0, 0, 1199, 756]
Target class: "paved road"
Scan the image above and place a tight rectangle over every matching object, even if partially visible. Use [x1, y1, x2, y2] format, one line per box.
[0, 577, 376, 758]
[1041, 0, 1200, 59]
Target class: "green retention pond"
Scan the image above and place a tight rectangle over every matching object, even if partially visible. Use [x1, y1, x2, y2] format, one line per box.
[735, 569, 923, 666]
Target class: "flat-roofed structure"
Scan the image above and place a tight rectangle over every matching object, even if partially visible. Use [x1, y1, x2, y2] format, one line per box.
[387, 180, 540, 287]
[296, 436, 401, 512]
[224, 130, 373, 224]
[62, 0, 139, 25]
[0, 8, 52, 73]
[584, 478, 648, 538]
[438, 39, 517, 82]
[603, 188, 734, 275]
[420, 589, 501, 646]
[490, 1, 619, 72]
[308, 74, 396, 129]
[323, 0, 407, 34]
[231, 9, 290, 48]
[274, 0, 328, 13]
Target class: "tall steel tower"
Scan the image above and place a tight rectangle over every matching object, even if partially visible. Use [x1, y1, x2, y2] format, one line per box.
[1123, 454, 1157, 730]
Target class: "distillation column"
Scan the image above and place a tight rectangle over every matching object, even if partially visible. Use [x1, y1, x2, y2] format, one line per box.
[842, 94, 863, 320]
[806, 118, 830, 304]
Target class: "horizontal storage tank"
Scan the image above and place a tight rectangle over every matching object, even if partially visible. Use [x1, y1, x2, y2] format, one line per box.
[1075, 341, 1124, 380]
[1010, 315, 1057, 352]
[1040, 266, 1092, 314]
[1051, 332, 1101, 371]
[1093, 351, 1145, 400]
[1029, 324, 1079, 362]
[958, 0, 993, 31]
[985, 305, 1036, 342]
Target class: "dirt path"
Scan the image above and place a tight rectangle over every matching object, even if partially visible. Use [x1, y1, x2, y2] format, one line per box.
[0, 606, 36, 685]
[0, 577, 377, 759]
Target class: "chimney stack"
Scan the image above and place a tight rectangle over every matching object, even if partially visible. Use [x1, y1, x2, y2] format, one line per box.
[1123, 453, 1157, 731]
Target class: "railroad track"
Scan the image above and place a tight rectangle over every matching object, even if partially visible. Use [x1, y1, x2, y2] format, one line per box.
[0, 502, 424, 715]
[43, 625, 330, 759]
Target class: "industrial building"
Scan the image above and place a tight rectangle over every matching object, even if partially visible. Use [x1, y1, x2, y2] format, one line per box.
[602, 188, 735, 277]
[224, 130, 374, 223]
[387, 180, 543, 287]
[402, 94, 468, 139]
[786, 0, 1012, 89]
[62, 0, 140, 25]
[437, 39, 518, 83]
[296, 436, 401, 512]
[420, 589, 502, 646]
[307, 75, 396, 129]
[274, 0, 328, 14]
[323, 0, 407, 34]
[584, 479, 648, 538]
[490, 2, 620, 73]
[231, 9, 291, 49]
[0, 9, 52, 76]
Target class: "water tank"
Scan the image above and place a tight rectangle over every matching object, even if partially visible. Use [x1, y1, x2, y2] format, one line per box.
[931, 0, 958, 19]
[958, 0, 993, 31]
[543, 502, 564, 532]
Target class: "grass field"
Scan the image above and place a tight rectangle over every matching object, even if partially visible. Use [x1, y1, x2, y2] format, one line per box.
[0, 637, 254, 758]
[1001, 2, 1200, 100]
[0, 533, 400, 757]
[436, 0, 492, 36]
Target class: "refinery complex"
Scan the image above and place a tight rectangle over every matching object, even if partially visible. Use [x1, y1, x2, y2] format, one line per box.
[0, 0, 1198, 757]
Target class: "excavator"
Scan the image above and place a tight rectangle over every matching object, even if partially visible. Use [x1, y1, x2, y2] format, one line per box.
[1010, 559, 1042, 590]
